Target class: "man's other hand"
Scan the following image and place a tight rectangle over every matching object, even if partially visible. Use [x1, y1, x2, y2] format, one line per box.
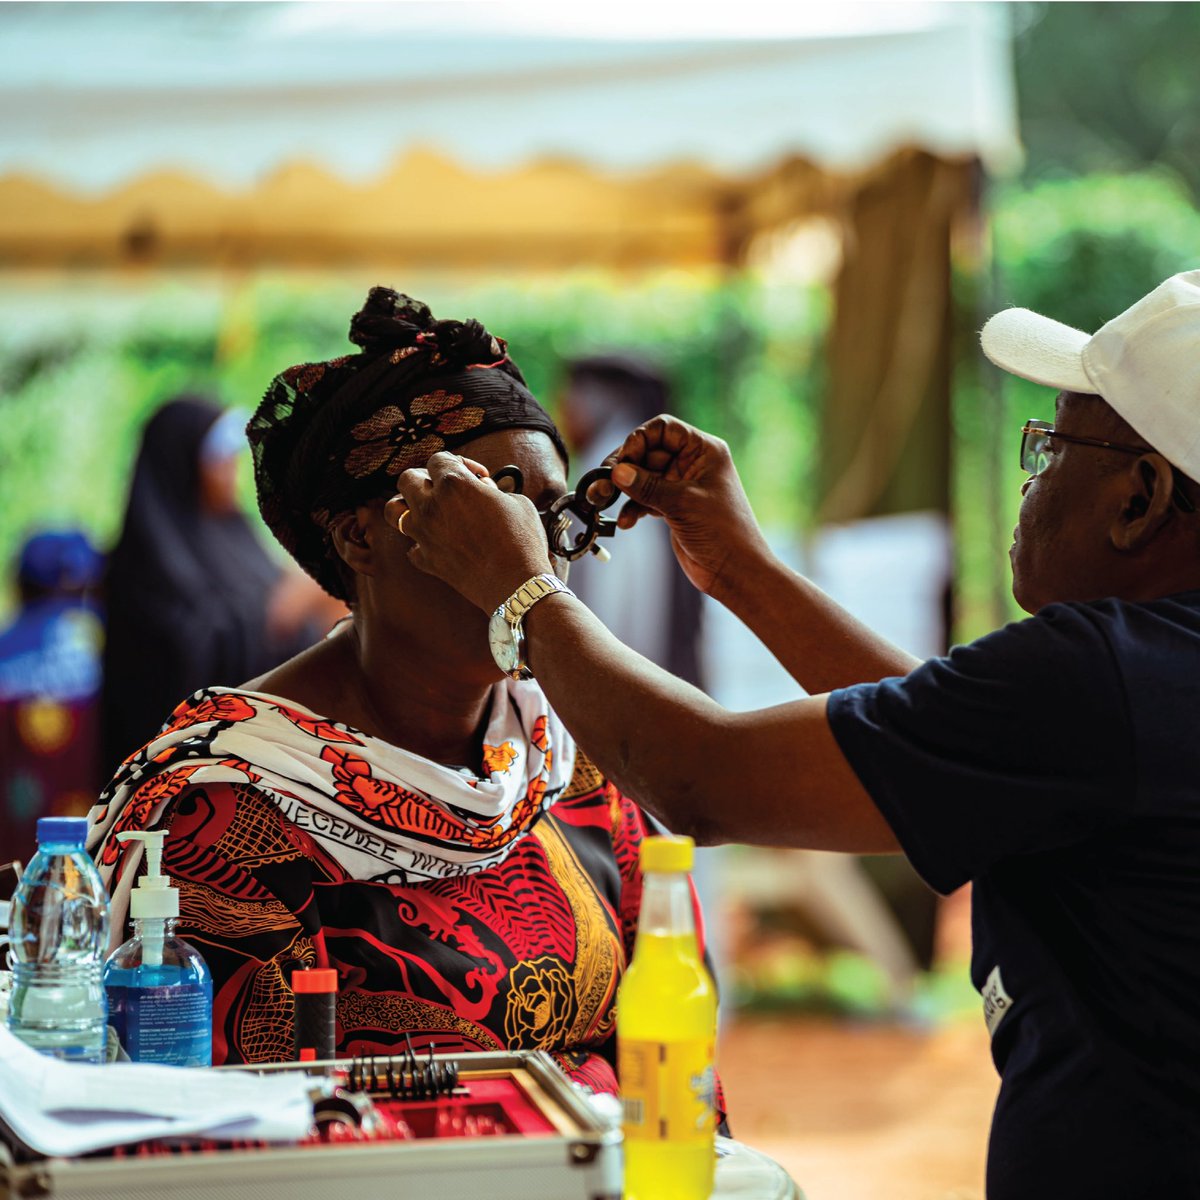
[596, 415, 771, 598]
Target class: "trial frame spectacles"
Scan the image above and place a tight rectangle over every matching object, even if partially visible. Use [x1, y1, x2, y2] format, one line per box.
[1020, 419, 1196, 513]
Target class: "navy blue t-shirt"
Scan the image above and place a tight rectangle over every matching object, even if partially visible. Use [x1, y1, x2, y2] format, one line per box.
[827, 591, 1200, 1200]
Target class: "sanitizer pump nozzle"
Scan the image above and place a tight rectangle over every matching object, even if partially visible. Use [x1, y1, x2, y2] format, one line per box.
[116, 830, 176, 968]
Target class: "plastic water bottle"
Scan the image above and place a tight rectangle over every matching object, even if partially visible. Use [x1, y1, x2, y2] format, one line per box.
[7, 817, 110, 1063]
[0, 895, 12, 1023]
[618, 835, 718, 1200]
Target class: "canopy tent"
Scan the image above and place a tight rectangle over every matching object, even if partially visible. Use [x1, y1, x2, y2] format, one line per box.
[0, 0, 1019, 522]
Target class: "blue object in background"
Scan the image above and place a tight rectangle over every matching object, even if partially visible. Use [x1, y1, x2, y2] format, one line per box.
[0, 530, 105, 865]
[16, 532, 104, 597]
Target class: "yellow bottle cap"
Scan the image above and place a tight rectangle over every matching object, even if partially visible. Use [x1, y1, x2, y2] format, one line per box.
[640, 835, 694, 873]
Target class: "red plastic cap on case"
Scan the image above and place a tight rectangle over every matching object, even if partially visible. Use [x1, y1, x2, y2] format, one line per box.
[292, 968, 338, 994]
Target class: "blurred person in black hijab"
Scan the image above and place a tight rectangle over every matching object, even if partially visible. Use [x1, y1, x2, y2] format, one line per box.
[100, 395, 344, 776]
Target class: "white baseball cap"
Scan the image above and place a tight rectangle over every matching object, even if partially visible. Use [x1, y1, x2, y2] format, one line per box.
[980, 269, 1200, 483]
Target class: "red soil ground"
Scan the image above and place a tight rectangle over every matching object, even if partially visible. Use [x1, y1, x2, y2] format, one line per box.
[718, 1014, 998, 1200]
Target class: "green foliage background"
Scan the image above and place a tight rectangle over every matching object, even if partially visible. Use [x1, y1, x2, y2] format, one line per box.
[3, 165, 1200, 638]
[1012, 2, 1200, 205]
[0, 274, 827, 622]
[953, 171, 1200, 638]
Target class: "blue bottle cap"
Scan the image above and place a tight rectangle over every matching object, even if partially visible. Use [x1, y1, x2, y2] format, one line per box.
[36, 816, 89, 845]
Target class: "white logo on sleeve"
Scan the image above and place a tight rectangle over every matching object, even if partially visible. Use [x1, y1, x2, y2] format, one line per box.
[981, 965, 1014, 1037]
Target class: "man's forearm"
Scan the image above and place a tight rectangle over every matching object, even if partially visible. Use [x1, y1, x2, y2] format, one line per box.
[391, 442, 903, 854]
[524, 594, 737, 840]
[522, 592, 898, 854]
[712, 545, 922, 692]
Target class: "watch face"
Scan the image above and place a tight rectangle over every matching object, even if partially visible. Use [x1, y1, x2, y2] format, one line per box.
[488, 610, 520, 674]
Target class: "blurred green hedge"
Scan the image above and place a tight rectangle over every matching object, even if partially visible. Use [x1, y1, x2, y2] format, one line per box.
[0, 273, 826, 620]
[2, 169, 1198, 637]
[953, 169, 1200, 639]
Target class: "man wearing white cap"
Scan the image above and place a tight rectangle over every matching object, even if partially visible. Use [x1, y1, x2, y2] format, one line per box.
[393, 271, 1200, 1197]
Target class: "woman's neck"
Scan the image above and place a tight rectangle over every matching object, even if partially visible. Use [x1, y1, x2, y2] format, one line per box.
[247, 618, 494, 772]
[337, 620, 493, 770]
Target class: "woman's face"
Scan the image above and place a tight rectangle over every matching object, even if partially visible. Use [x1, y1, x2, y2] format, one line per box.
[198, 452, 241, 516]
[360, 428, 568, 684]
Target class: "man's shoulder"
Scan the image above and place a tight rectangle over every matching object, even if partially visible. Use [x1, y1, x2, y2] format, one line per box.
[945, 594, 1146, 673]
[979, 590, 1200, 665]
[1037, 589, 1200, 624]
[897, 590, 1200, 723]
[830, 598, 1130, 739]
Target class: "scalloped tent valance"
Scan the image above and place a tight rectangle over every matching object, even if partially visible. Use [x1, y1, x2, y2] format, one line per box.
[0, 1, 1016, 271]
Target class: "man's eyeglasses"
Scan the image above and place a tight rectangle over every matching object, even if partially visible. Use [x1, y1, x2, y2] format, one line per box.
[1020, 419, 1196, 513]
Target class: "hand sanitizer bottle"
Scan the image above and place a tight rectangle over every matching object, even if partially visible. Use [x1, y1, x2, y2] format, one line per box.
[102, 831, 212, 1066]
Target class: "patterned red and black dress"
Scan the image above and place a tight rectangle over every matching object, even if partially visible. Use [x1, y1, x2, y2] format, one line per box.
[88, 685, 710, 1100]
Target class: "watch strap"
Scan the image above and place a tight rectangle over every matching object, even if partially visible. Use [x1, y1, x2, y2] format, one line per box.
[501, 573, 574, 625]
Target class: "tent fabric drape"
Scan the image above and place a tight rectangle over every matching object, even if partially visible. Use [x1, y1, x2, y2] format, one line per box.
[819, 149, 974, 525]
[0, 4, 1005, 549]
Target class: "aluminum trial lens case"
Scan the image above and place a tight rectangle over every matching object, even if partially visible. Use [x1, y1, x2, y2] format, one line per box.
[0, 1049, 623, 1200]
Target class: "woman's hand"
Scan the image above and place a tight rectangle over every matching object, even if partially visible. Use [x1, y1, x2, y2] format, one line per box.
[595, 415, 772, 599]
[386, 453, 552, 613]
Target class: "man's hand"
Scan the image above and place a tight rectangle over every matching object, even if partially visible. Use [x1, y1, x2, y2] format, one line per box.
[595, 415, 771, 599]
[386, 453, 552, 613]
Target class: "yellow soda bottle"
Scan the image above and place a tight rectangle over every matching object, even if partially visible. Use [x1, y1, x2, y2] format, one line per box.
[619, 835, 717, 1200]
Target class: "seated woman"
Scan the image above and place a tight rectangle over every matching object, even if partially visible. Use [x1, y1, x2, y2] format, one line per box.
[88, 288, 715, 1099]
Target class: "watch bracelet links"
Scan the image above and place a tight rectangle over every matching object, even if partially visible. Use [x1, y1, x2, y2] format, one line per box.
[502, 572, 574, 624]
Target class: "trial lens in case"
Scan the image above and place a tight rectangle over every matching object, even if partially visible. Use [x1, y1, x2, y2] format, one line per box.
[0, 1049, 623, 1200]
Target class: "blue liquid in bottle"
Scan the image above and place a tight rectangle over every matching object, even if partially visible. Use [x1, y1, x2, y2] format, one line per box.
[102, 830, 213, 1067]
[104, 918, 213, 1067]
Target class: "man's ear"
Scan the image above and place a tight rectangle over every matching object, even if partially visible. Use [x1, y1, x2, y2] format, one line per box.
[328, 506, 379, 579]
[1111, 455, 1176, 551]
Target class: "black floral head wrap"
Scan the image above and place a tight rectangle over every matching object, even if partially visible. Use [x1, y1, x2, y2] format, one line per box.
[248, 287, 568, 600]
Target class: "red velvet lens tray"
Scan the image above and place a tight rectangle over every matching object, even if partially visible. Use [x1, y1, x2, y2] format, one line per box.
[0, 1051, 624, 1200]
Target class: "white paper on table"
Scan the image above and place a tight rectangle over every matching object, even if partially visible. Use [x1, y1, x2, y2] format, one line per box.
[0, 1026, 313, 1157]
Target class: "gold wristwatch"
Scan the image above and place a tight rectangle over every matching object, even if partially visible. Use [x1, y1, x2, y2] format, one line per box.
[487, 573, 574, 680]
